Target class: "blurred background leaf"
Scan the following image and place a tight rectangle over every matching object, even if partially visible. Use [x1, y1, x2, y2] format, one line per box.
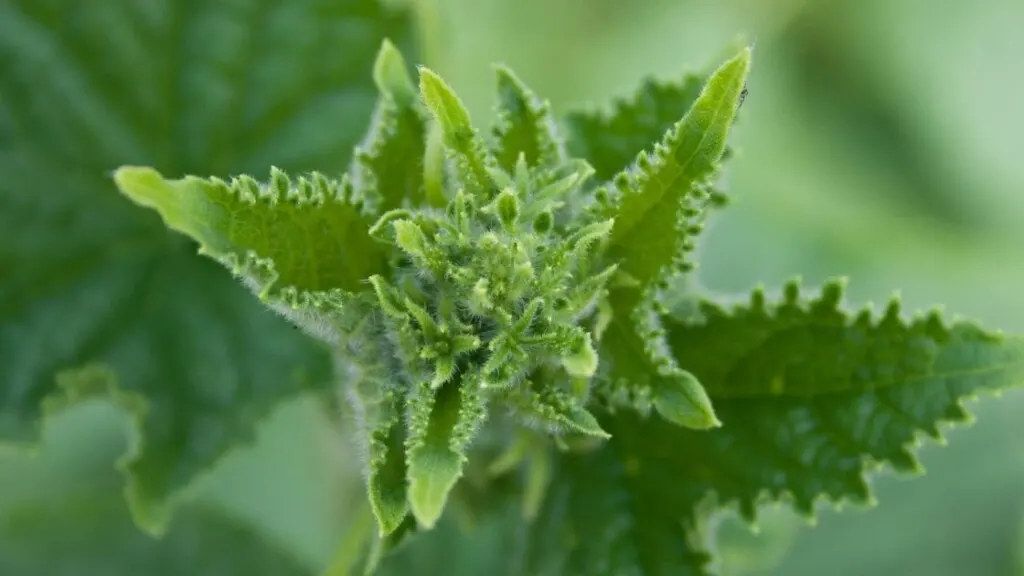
[2, 0, 1022, 574]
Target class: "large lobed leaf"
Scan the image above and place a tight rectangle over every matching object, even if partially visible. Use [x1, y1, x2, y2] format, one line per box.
[521, 280, 1024, 575]
[0, 0, 414, 533]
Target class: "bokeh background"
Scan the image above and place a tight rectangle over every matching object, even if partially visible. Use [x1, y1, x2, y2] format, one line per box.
[3, 0, 1023, 574]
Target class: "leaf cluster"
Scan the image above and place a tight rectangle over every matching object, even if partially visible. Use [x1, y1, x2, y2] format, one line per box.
[3, 1, 1023, 574]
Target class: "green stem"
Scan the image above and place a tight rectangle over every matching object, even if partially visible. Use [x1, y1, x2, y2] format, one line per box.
[321, 498, 374, 576]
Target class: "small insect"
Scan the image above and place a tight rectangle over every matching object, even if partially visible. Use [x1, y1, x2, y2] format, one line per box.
[737, 83, 749, 111]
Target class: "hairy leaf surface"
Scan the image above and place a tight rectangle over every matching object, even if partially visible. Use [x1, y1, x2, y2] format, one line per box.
[565, 76, 705, 181]
[492, 67, 564, 171]
[0, 0, 413, 532]
[591, 49, 750, 432]
[525, 280, 1024, 575]
[599, 48, 748, 289]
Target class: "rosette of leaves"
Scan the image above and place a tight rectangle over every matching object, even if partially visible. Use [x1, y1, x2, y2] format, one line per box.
[113, 38, 745, 537]
[30, 20, 1024, 576]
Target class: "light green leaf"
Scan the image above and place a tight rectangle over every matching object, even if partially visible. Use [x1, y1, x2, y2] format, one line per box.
[0, 0, 414, 532]
[589, 49, 749, 434]
[491, 66, 563, 171]
[596, 291, 720, 431]
[520, 279, 1024, 575]
[355, 40, 429, 212]
[406, 372, 489, 529]
[418, 68, 499, 197]
[112, 166, 387, 341]
[565, 76, 705, 181]
[598, 47, 750, 290]
[0, 494, 311, 575]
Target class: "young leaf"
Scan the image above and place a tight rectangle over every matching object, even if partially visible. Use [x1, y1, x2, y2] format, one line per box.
[491, 66, 564, 171]
[565, 75, 705, 180]
[0, 0, 413, 533]
[0, 494, 311, 575]
[112, 166, 387, 341]
[526, 280, 1024, 575]
[419, 68, 500, 196]
[596, 291, 720, 431]
[588, 49, 750, 433]
[406, 373, 489, 529]
[599, 47, 750, 291]
[354, 40, 430, 212]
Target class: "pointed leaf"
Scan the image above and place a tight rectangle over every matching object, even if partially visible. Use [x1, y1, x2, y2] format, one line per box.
[0, 0, 413, 532]
[113, 167, 386, 308]
[596, 291, 720, 430]
[348, 368, 410, 535]
[663, 278, 1024, 517]
[565, 75, 705, 180]
[491, 66, 563, 171]
[419, 68, 499, 196]
[354, 40, 429, 212]
[406, 373, 489, 528]
[600, 48, 750, 290]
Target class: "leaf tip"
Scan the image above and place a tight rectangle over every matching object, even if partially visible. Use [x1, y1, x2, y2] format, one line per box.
[653, 371, 721, 430]
[408, 452, 462, 530]
[373, 38, 417, 108]
[418, 67, 473, 136]
[112, 165, 169, 208]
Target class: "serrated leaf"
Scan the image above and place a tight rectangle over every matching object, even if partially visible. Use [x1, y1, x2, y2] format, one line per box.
[0, 493, 311, 575]
[354, 40, 429, 212]
[565, 76, 705, 181]
[0, 0, 414, 532]
[600, 47, 750, 291]
[418, 68, 499, 196]
[665, 279, 1024, 514]
[406, 373, 489, 529]
[527, 279, 1024, 575]
[112, 166, 387, 340]
[597, 291, 720, 431]
[351, 374, 410, 536]
[491, 66, 563, 171]
[502, 376, 609, 439]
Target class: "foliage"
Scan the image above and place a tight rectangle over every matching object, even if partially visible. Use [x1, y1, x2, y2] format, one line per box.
[2, 0, 1022, 574]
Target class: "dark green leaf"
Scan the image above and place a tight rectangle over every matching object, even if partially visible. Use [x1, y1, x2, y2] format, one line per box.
[0, 0, 414, 532]
[520, 279, 1024, 575]
[665, 278, 1024, 515]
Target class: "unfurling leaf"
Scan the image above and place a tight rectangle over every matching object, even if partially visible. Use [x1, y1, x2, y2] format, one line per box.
[406, 373, 489, 528]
